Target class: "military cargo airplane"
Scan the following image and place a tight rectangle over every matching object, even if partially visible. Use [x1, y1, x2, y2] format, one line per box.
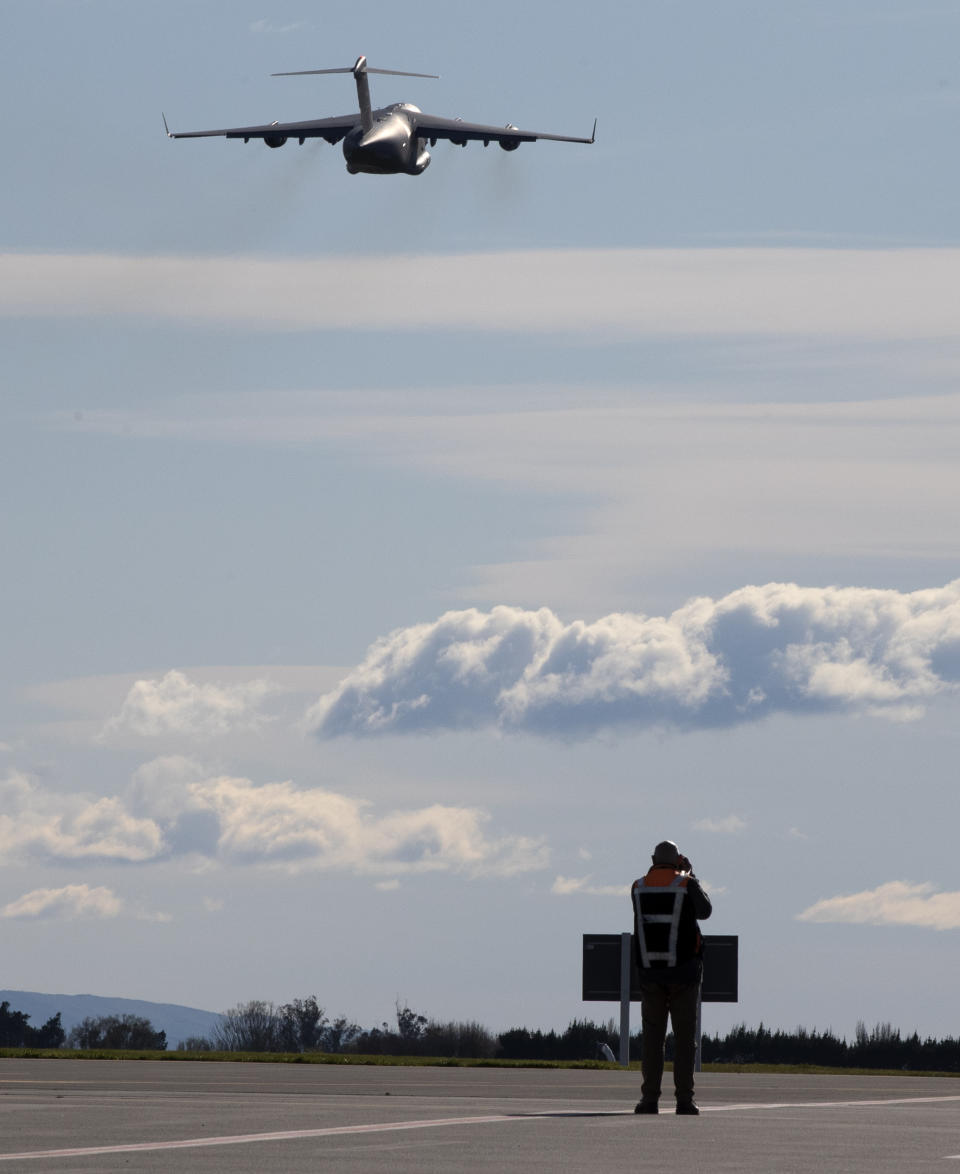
[164, 54, 595, 175]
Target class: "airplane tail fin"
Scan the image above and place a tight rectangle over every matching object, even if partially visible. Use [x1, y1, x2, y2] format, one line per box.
[272, 56, 438, 132]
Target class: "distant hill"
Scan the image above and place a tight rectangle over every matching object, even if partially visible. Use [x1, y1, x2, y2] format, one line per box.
[0, 990, 222, 1049]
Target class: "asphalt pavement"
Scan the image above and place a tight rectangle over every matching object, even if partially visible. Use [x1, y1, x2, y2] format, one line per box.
[1, 1059, 959, 1172]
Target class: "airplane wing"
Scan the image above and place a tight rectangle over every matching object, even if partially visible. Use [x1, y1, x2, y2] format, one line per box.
[410, 113, 596, 146]
[164, 113, 359, 144]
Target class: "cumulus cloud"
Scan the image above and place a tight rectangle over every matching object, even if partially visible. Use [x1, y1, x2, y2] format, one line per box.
[0, 770, 165, 863]
[0, 763, 544, 878]
[308, 580, 960, 739]
[552, 875, 628, 897]
[1, 884, 122, 920]
[188, 775, 545, 876]
[694, 815, 747, 834]
[797, 881, 960, 931]
[100, 670, 276, 740]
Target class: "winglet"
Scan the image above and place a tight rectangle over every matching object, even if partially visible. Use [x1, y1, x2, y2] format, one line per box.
[590, 118, 597, 144]
[162, 112, 172, 138]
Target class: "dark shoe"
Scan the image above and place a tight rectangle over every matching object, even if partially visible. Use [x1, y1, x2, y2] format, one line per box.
[676, 1100, 700, 1115]
[634, 1101, 659, 1114]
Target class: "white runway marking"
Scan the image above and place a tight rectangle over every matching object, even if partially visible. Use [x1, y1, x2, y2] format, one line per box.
[0, 1115, 523, 1162]
[2, 1094, 959, 1162]
[703, 1094, 960, 1113]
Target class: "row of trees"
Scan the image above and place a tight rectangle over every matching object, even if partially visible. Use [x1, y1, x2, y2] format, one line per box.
[190, 1005, 960, 1071]
[6, 995, 960, 1070]
[191, 1003, 960, 1071]
[66, 1015, 166, 1051]
[179, 998, 499, 1059]
[0, 1003, 166, 1050]
[0, 1002, 66, 1049]
[700, 1020, 960, 1072]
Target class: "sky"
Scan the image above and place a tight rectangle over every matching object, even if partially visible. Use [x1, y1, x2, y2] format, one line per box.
[2, 0, 960, 1043]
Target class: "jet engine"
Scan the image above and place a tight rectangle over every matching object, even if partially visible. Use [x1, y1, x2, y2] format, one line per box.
[264, 133, 288, 149]
[500, 125, 520, 151]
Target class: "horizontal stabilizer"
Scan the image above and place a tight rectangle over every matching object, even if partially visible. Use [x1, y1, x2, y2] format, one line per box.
[272, 67, 356, 76]
[273, 59, 438, 80]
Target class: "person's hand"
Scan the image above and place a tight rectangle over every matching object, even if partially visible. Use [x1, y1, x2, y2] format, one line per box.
[679, 854, 692, 872]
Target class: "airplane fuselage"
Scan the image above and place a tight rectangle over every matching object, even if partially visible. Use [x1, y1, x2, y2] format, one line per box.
[343, 104, 431, 175]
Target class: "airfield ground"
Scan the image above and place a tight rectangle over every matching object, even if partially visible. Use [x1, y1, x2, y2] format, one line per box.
[1, 1059, 959, 1171]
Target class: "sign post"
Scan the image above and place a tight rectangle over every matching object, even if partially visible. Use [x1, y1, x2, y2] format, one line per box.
[618, 931, 631, 1067]
[583, 933, 738, 1067]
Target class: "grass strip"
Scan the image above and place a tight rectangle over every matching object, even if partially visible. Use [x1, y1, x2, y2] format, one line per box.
[1, 1049, 958, 1077]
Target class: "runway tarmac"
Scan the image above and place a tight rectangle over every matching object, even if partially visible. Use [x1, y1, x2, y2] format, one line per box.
[1, 1059, 959, 1172]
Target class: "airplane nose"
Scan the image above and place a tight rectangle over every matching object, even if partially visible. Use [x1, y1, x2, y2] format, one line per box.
[358, 122, 396, 150]
[343, 116, 409, 173]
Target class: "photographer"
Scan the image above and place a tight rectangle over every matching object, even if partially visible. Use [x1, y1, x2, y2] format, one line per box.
[631, 840, 712, 1115]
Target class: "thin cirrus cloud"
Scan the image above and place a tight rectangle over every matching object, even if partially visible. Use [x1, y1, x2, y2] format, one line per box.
[4, 249, 960, 338]
[551, 876, 628, 897]
[249, 19, 305, 33]
[308, 580, 960, 739]
[1, 884, 122, 920]
[100, 670, 277, 740]
[0, 760, 546, 878]
[797, 881, 960, 931]
[694, 816, 747, 834]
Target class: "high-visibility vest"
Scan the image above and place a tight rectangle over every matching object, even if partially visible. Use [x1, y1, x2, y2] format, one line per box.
[631, 867, 693, 969]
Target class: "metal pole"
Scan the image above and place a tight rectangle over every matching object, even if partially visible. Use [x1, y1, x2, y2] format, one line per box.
[694, 985, 702, 1073]
[619, 931, 632, 1067]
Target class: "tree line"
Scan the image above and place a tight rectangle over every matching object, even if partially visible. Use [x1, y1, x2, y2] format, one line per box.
[0, 1002, 164, 1050]
[5, 997, 960, 1071]
[700, 1020, 960, 1072]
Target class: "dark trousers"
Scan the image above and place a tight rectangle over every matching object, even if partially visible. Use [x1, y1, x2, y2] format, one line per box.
[639, 976, 700, 1104]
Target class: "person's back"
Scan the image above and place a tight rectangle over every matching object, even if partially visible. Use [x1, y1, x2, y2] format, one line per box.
[631, 840, 712, 1115]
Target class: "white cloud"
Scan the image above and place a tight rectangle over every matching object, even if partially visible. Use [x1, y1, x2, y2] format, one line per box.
[1, 884, 122, 920]
[0, 771, 165, 863]
[191, 775, 546, 876]
[101, 670, 276, 740]
[694, 815, 747, 834]
[797, 881, 960, 931]
[0, 763, 544, 878]
[5, 249, 960, 339]
[551, 875, 628, 897]
[125, 755, 208, 823]
[309, 580, 960, 739]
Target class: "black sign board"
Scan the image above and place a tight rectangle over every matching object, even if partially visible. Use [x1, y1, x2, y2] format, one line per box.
[582, 933, 738, 1003]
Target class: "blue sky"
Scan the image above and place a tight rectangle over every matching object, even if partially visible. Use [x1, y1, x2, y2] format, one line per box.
[2, 0, 960, 1041]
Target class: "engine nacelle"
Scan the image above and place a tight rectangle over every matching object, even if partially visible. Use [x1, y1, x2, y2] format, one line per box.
[264, 133, 288, 149]
[500, 124, 520, 152]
